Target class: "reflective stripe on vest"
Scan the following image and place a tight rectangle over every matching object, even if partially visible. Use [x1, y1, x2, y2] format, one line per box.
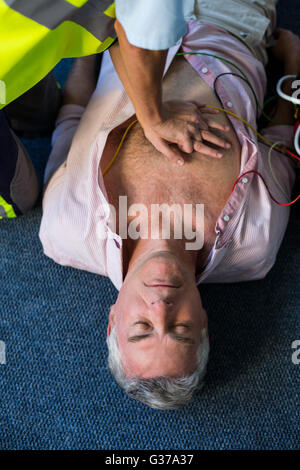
[0, 195, 17, 218]
[0, 0, 116, 109]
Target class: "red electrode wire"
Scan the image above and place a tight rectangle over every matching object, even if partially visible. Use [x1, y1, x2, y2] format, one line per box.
[281, 147, 300, 161]
[231, 170, 300, 207]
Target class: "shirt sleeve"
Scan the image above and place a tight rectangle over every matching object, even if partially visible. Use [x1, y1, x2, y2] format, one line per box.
[43, 104, 84, 186]
[115, 0, 187, 50]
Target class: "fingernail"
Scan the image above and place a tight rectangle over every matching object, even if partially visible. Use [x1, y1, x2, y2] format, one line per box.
[218, 153, 223, 158]
[226, 143, 231, 149]
[178, 159, 184, 166]
[225, 126, 230, 131]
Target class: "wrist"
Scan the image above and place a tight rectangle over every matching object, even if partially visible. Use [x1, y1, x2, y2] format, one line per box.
[136, 103, 164, 129]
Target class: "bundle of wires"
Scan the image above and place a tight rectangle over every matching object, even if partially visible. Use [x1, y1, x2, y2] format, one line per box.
[276, 74, 300, 156]
[176, 51, 300, 206]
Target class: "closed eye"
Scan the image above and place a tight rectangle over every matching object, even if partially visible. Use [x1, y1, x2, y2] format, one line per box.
[170, 333, 195, 345]
[128, 332, 195, 344]
[128, 333, 153, 343]
[174, 323, 191, 331]
[134, 321, 152, 331]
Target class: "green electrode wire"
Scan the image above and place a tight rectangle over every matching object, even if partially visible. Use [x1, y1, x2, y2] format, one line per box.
[176, 51, 278, 123]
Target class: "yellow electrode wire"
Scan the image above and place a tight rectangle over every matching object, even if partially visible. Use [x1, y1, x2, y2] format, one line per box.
[102, 107, 292, 176]
[204, 105, 280, 149]
[102, 119, 138, 176]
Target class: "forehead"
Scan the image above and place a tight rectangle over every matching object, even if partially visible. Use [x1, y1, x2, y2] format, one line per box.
[119, 336, 198, 378]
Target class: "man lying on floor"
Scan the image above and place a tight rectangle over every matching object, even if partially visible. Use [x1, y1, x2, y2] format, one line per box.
[39, 7, 299, 409]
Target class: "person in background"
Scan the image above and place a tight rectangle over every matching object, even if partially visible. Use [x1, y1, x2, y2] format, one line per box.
[0, 0, 228, 220]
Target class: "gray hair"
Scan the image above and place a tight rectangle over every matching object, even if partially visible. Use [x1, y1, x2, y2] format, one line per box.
[106, 326, 210, 410]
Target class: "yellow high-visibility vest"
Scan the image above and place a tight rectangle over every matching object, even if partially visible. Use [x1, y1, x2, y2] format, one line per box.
[0, 195, 17, 219]
[0, 0, 116, 109]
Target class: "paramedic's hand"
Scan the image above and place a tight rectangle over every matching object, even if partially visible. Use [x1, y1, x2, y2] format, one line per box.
[142, 100, 231, 165]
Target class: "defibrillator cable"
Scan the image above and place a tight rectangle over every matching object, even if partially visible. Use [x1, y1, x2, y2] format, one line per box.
[213, 72, 260, 118]
[176, 51, 278, 123]
[231, 170, 300, 206]
[102, 119, 138, 176]
[204, 104, 300, 162]
[205, 105, 300, 161]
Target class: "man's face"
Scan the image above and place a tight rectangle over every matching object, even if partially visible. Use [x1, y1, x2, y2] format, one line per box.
[107, 251, 208, 378]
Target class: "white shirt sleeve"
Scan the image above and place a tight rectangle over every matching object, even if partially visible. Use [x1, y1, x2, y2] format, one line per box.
[115, 0, 189, 50]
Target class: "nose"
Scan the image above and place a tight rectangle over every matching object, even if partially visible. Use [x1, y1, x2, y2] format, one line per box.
[148, 299, 173, 335]
[149, 298, 173, 317]
[151, 298, 172, 307]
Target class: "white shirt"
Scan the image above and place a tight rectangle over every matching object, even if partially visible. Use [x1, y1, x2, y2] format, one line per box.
[39, 22, 296, 290]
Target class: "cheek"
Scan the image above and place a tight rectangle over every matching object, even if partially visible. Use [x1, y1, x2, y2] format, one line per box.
[115, 328, 134, 369]
[115, 316, 130, 348]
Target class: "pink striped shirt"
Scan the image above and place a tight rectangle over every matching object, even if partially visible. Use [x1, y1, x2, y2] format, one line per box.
[39, 21, 296, 290]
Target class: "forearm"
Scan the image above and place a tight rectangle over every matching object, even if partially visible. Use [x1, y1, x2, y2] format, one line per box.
[114, 19, 167, 127]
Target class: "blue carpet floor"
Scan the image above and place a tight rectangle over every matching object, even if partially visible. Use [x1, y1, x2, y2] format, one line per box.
[0, 0, 299, 450]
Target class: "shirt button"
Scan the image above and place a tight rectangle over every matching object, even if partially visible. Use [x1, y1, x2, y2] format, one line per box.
[226, 101, 233, 108]
[240, 32, 248, 38]
[242, 177, 249, 184]
[201, 67, 208, 74]
[223, 215, 230, 222]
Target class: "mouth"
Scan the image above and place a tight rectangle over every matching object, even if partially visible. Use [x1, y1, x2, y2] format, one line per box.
[144, 282, 181, 289]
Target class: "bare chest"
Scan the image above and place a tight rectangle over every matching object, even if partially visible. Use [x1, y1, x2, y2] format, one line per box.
[100, 57, 241, 245]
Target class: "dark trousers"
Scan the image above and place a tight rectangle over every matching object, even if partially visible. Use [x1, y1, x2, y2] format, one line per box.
[0, 110, 39, 217]
[0, 73, 61, 218]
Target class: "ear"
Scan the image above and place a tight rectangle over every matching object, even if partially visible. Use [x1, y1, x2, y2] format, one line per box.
[107, 304, 116, 337]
